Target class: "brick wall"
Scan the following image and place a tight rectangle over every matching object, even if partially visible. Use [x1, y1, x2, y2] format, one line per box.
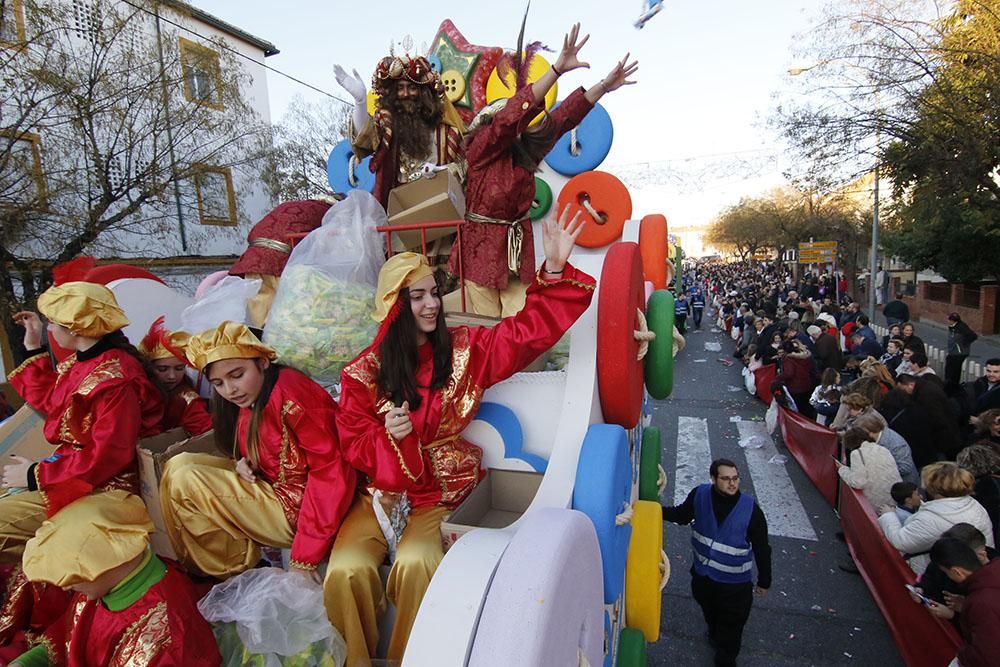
[902, 283, 997, 335]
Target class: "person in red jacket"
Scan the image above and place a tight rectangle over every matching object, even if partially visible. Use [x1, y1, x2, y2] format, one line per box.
[10, 491, 220, 667]
[324, 206, 594, 665]
[448, 23, 637, 317]
[138, 316, 212, 436]
[159, 322, 356, 578]
[928, 537, 1000, 667]
[774, 339, 817, 419]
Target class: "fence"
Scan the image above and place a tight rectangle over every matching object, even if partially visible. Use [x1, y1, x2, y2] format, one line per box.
[871, 323, 983, 384]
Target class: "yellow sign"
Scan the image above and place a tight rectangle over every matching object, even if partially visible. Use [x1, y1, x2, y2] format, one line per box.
[798, 241, 837, 264]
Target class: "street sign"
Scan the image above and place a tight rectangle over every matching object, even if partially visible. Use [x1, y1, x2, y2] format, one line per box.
[798, 241, 837, 264]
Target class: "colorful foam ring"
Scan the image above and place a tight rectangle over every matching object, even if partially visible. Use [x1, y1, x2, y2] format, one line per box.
[644, 290, 675, 400]
[529, 176, 553, 221]
[572, 424, 632, 604]
[486, 53, 557, 126]
[625, 500, 664, 643]
[597, 242, 645, 428]
[616, 628, 647, 666]
[440, 69, 467, 105]
[638, 214, 668, 290]
[544, 102, 614, 176]
[558, 171, 633, 249]
[327, 140, 375, 194]
[638, 427, 662, 501]
[469, 508, 604, 666]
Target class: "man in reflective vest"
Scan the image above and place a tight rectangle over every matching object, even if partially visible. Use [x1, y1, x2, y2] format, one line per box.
[662, 458, 772, 666]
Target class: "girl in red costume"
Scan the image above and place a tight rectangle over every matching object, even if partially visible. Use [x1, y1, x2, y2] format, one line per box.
[158, 322, 356, 579]
[138, 317, 212, 436]
[448, 23, 637, 317]
[324, 205, 594, 665]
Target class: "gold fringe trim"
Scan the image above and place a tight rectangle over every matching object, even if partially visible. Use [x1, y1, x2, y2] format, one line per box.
[7, 352, 47, 380]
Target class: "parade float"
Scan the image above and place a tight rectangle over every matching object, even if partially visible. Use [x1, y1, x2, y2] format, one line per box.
[78, 17, 682, 667]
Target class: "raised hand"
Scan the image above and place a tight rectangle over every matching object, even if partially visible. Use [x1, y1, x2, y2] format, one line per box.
[334, 64, 367, 104]
[602, 54, 639, 93]
[12, 311, 42, 349]
[541, 204, 587, 274]
[553, 23, 590, 74]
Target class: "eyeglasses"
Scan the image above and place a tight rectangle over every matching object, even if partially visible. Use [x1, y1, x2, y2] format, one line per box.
[717, 475, 740, 482]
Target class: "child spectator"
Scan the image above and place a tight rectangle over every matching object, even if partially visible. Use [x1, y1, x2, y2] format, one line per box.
[891, 481, 921, 525]
[809, 368, 842, 425]
[836, 427, 902, 509]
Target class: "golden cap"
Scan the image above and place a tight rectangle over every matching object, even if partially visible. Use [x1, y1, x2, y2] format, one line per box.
[36, 281, 129, 338]
[22, 491, 153, 587]
[138, 317, 192, 362]
[372, 253, 435, 322]
[186, 321, 277, 372]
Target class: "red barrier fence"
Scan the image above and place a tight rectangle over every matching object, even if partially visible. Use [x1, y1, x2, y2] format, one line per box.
[777, 408, 839, 507]
[753, 364, 777, 404]
[840, 482, 962, 667]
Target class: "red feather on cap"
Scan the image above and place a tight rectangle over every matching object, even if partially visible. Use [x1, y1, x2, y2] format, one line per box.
[141, 316, 190, 365]
[52, 256, 96, 285]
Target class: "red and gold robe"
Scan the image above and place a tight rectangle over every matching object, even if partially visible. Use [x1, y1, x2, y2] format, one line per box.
[8, 346, 164, 516]
[160, 380, 212, 437]
[33, 565, 220, 667]
[233, 368, 356, 568]
[338, 265, 595, 509]
[449, 85, 594, 289]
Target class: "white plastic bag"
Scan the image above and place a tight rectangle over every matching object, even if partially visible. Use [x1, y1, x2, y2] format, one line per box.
[181, 276, 262, 334]
[198, 567, 346, 667]
[765, 399, 780, 436]
[263, 191, 385, 387]
[742, 365, 757, 395]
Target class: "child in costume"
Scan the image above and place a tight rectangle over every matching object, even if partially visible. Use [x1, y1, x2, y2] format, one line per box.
[158, 322, 356, 578]
[10, 491, 220, 667]
[5, 282, 164, 548]
[449, 23, 637, 317]
[138, 316, 212, 436]
[324, 205, 595, 665]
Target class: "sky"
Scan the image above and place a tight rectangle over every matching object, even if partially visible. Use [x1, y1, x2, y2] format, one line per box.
[193, 0, 824, 229]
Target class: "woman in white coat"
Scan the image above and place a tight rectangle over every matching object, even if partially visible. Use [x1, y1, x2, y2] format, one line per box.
[836, 427, 902, 509]
[877, 462, 995, 575]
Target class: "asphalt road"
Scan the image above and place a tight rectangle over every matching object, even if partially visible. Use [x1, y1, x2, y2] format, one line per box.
[645, 324, 904, 666]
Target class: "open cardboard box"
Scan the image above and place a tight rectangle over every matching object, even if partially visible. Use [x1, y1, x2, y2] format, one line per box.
[440, 468, 543, 551]
[386, 170, 465, 252]
[137, 429, 223, 559]
[0, 405, 53, 462]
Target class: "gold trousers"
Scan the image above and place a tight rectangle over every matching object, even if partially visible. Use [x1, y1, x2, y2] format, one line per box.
[0, 491, 46, 564]
[459, 278, 528, 318]
[159, 453, 293, 578]
[323, 495, 450, 667]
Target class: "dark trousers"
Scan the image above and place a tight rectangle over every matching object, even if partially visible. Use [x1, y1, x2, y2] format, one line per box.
[691, 573, 753, 667]
[693, 308, 704, 328]
[945, 354, 968, 386]
[676, 315, 688, 335]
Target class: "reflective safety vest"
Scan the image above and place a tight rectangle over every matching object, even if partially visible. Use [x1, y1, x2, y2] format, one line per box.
[691, 484, 754, 584]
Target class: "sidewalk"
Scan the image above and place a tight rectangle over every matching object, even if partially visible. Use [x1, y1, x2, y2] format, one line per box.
[873, 309, 999, 382]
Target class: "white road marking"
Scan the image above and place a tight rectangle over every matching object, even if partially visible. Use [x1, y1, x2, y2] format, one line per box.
[737, 420, 818, 541]
[674, 416, 713, 505]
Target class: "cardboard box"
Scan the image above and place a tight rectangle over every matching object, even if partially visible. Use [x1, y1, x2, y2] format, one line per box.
[386, 171, 465, 252]
[440, 469, 543, 551]
[0, 405, 53, 461]
[137, 429, 223, 559]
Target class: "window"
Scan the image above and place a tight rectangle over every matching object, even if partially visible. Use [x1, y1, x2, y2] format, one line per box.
[0, 130, 46, 209]
[72, 0, 100, 44]
[0, 0, 25, 48]
[193, 164, 236, 225]
[179, 37, 223, 109]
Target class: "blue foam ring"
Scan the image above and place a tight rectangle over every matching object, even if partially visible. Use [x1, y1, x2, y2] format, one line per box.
[428, 54, 443, 74]
[572, 424, 632, 604]
[544, 102, 614, 176]
[327, 140, 375, 194]
[473, 402, 548, 472]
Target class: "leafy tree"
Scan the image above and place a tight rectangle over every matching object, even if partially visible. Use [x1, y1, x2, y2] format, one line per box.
[0, 0, 272, 357]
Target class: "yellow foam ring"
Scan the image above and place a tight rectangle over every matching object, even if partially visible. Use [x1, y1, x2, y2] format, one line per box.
[366, 89, 379, 117]
[625, 500, 663, 643]
[440, 69, 467, 104]
[485, 53, 557, 126]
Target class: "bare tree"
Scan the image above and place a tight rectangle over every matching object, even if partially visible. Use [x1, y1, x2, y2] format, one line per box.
[0, 0, 273, 354]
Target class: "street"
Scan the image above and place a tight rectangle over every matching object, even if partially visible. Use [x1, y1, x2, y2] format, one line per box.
[647, 325, 903, 666]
